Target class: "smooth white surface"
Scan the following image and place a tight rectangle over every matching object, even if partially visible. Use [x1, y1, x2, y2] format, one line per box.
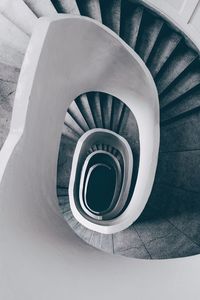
[179, 0, 199, 22]
[0, 0, 37, 35]
[0, 13, 29, 54]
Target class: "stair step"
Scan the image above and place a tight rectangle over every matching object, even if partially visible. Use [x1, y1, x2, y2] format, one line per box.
[76, 94, 96, 129]
[76, 0, 102, 22]
[58, 135, 76, 166]
[160, 110, 200, 152]
[68, 101, 90, 132]
[0, 62, 20, 83]
[51, 0, 80, 14]
[99, 234, 113, 253]
[0, 42, 24, 68]
[0, 13, 29, 54]
[57, 187, 68, 197]
[57, 159, 72, 188]
[57, 195, 69, 204]
[61, 124, 80, 142]
[160, 60, 200, 109]
[89, 232, 102, 249]
[64, 112, 84, 136]
[74, 224, 93, 244]
[100, 0, 121, 34]
[161, 85, 200, 124]
[91, 145, 98, 151]
[88, 92, 103, 128]
[118, 105, 139, 162]
[120, 1, 143, 50]
[23, 0, 57, 17]
[100, 93, 113, 129]
[0, 0, 37, 35]
[0, 73, 17, 148]
[135, 11, 163, 63]
[156, 42, 198, 95]
[113, 226, 143, 254]
[147, 26, 182, 78]
[111, 97, 124, 133]
[156, 151, 200, 193]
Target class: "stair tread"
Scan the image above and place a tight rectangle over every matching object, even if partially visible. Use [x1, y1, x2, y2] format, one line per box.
[120, 1, 143, 50]
[61, 124, 80, 142]
[100, 0, 121, 34]
[161, 85, 200, 124]
[147, 26, 182, 78]
[0, 0, 37, 35]
[51, 0, 80, 14]
[0, 62, 20, 83]
[88, 92, 103, 128]
[0, 13, 29, 54]
[156, 42, 198, 95]
[76, 94, 96, 129]
[64, 112, 84, 136]
[76, 0, 102, 22]
[160, 110, 200, 152]
[135, 11, 164, 63]
[160, 60, 200, 109]
[58, 137, 76, 167]
[68, 100, 90, 132]
[23, 0, 57, 17]
[100, 93, 113, 129]
[113, 226, 144, 253]
[111, 97, 124, 133]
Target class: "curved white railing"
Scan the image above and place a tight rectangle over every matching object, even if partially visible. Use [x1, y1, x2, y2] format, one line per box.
[69, 129, 133, 230]
[0, 15, 159, 234]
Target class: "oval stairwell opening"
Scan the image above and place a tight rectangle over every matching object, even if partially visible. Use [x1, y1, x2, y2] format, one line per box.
[84, 163, 116, 214]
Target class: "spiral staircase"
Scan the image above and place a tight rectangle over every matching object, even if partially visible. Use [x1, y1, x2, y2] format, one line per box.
[1, 1, 200, 298]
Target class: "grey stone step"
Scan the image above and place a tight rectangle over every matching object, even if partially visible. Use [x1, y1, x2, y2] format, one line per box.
[76, 94, 96, 129]
[23, 0, 57, 17]
[147, 25, 182, 78]
[100, 0, 121, 34]
[113, 226, 145, 254]
[156, 150, 200, 193]
[110, 97, 124, 133]
[87, 92, 103, 128]
[68, 100, 90, 132]
[0, 62, 20, 148]
[61, 124, 80, 143]
[0, 13, 29, 55]
[57, 139, 76, 188]
[64, 112, 84, 136]
[0, 0, 37, 35]
[160, 85, 200, 123]
[0, 42, 24, 68]
[120, 1, 143, 50]
[148, 182, 200, 246]
[118, 106, 139, 153]
[135, 11, 164, 63]
[160, 60, 200, 109]
[100, 93, 113, 129]
[76, 0, 102, 22]
[160, 110, 200, 152]
[51, 0, 80, 14]
[155, 42, 198, 95]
